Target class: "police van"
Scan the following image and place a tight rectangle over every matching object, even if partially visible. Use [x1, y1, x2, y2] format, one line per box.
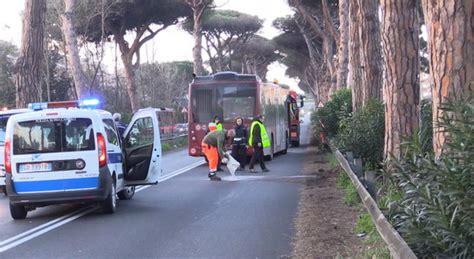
[4, 100, 162, 219]
[0, 108, 32, 195]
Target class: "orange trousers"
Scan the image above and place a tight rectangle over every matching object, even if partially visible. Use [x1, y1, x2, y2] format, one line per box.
[202, 143, 218, 172]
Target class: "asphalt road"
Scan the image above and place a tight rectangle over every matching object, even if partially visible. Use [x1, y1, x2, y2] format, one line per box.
[0, 114, 313, 258]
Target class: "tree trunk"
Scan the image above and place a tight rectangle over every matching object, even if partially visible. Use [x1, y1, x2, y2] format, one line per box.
[348, 0, 363, 111]
[191, 5, 205, 75]
[15, 0, 46, 108]
[381, 0, 420, 159]
[421, 0, 474, 157]
[336, 0, 349, 90]
[61, 0, 89, 99]
[121, 54, 140, 113]
[357, 0, 382, 103]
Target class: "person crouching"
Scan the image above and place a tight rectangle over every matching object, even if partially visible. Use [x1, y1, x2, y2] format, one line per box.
[201, 129, 236, 181]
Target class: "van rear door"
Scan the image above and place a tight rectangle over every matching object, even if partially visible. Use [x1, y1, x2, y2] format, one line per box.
[11, 117, 98, 193]
[123, 108, 162, 185]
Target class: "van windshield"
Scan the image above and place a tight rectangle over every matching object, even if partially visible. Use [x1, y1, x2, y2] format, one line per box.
[13, 118, 95, 155]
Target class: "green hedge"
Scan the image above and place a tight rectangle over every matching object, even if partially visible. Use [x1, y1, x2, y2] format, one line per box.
[337, 99, 385, 170]
[386, 99, 474, 258]
[311, 89, 352, 144]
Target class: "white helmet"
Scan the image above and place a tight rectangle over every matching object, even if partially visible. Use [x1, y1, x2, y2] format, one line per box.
[113, 113, 122, 122]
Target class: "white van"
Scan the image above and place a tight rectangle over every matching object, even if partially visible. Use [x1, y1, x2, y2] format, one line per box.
[4, 101, 162, 219]
[0, 109, 32, 195]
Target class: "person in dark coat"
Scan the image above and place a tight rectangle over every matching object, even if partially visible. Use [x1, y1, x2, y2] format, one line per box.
[231, 116, 248, 171]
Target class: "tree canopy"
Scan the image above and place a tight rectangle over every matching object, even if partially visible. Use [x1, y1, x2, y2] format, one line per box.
[184, 9, 263, 73]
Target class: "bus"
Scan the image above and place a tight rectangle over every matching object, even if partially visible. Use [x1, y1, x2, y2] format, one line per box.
[187, 71, 290, 159]
[156, 108, 177, 140]
[287, 90, 304, 147]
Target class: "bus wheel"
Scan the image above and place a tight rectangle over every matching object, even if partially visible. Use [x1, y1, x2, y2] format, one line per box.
[291, 140, 300, 147]
[265, 137, 274, 161]
[281, 138, 288, 154]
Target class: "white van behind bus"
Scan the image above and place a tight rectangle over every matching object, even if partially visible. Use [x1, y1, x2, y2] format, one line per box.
[4, 101, 162, 219]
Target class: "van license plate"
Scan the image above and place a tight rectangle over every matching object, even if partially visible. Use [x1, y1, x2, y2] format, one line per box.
[19, 162, 52, 173]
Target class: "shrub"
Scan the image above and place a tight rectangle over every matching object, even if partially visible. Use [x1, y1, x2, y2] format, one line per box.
[337, 99, 385, 170]
[420, 99, 433, 155]
[386, 99, 474, 258]
[311, 89, 352, 143]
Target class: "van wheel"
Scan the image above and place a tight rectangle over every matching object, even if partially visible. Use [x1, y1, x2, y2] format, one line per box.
[118, 186, 135, 200]
[102, 180, 117, 214]
[10, 203, 27, 220]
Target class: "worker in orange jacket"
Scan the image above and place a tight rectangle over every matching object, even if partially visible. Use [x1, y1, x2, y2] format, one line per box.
[201, 129, 235, 181]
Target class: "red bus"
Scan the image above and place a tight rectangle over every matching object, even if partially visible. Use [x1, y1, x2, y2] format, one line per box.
[287, 90, 304, 147]
[188, 72, 290, 159]
[156, 108, 176, 140]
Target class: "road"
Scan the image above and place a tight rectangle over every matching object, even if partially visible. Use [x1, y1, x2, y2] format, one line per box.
[0, 113, 313, 258]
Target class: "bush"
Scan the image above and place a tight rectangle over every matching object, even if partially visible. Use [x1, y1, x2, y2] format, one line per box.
[337, 99, 385, 170]
[311, 89, 352, 143]
[386, 99, 474, 258]
[420, 99, 433, 155]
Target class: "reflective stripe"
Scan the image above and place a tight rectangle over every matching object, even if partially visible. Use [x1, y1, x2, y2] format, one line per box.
[108, 152, 122, 163]
[14, 177, 99, 193]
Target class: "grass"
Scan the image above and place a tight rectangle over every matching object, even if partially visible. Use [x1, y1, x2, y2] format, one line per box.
[161, 136, 188, 152]
[356, 211, 391, 258]
[333, 156, 390, 258]
[336, 171, 360, 206]
[328, 153, 339, 169]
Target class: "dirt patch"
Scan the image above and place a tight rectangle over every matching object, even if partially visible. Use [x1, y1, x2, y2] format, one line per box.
[291, 147, 363, 258]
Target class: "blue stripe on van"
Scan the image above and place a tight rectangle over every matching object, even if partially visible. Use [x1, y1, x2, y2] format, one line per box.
[108, 152, 122, 163]
[14, 177, 99, 193]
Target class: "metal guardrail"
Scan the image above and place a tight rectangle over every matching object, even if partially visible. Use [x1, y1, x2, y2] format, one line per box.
[161, 133, 188, 141]
[328, 141, 417, 259]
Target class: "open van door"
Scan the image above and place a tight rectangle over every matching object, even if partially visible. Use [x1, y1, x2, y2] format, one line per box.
[123, 108, 162, 186]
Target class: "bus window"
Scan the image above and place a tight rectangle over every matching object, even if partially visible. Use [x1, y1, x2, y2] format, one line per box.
[191, 88, 213, 123]
[217, 84, 256, 122]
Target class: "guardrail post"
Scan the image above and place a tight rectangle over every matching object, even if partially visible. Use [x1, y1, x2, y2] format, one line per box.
[364, 170, 377, 200]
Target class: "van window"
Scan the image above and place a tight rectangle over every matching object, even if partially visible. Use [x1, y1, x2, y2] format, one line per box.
[125, 117, 153, 148]
[102, 119, 119, 146]
[13, 118, 95, 155]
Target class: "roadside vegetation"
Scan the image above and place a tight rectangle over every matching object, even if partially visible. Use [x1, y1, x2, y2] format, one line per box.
[312, 90, 474, 258]
[161, 137, 188, 152]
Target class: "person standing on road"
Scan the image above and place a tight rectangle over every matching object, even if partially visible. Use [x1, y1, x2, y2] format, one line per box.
[113, 113, 128, 140]
[208, 115, 223, 132]
[202, 129, 236, 181]
[248, 114, 270, 173]
[232, 116, 248, 171]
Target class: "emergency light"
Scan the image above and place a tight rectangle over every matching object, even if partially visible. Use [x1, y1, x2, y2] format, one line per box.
[27, 98, 101, 111]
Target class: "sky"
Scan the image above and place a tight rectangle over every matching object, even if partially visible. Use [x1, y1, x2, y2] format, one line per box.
[0, 0, 301, 92]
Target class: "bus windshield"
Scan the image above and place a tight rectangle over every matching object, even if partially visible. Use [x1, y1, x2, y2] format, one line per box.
[191, 83, 256, 123]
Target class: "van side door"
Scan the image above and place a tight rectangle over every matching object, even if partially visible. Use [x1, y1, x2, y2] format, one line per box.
[123, 108, 162, 185]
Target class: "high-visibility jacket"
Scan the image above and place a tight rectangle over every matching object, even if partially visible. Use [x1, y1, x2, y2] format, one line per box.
[248, 120, 270, 148]
[208, 122, 223, 132]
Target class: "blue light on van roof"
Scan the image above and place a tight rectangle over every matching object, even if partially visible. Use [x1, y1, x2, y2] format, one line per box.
[28, 102, 48, 111]
[80, 98, 100, 107]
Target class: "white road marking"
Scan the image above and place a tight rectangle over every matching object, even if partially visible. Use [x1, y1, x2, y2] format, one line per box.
[0, 160, 204, 253]
[224, 175, 318, 182]
[0, 206, 97, 253]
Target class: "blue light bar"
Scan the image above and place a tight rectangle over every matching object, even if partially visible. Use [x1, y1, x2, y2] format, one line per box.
[28, 102, 48, 111]
[80, 99, 100, 107]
